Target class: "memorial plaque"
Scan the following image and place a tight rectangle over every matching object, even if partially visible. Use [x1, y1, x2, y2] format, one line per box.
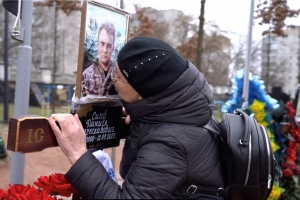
[72, 100, 123, 149]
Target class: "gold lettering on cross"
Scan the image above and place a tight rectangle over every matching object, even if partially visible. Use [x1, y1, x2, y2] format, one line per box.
[27, 128, 45, 143]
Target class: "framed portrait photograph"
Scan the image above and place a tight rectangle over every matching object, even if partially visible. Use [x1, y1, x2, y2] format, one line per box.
[71, 0, 130, 149]
[75, 0, 130, 100]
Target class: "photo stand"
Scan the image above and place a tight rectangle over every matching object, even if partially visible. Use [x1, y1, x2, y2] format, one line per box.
[72, 0, 130, 149]
[7, 0, 130, 153]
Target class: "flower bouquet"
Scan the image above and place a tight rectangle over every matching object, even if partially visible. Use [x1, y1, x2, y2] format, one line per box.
[0, 173, 77, 200]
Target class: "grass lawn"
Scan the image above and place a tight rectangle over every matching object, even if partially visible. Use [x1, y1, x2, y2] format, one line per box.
[0, 103, 70, 122]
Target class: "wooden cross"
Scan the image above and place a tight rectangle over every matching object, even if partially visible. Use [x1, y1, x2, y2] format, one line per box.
[7, 104, 128, 153]
[7, 116, 58, 153]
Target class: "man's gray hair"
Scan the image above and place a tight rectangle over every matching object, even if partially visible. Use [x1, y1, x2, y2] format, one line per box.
[98, 22, 115, 43]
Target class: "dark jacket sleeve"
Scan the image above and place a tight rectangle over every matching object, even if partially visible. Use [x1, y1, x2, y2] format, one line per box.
[65, 136, 187, 199]
[65, 151, 121, 199]
[120, 137, 187, 198]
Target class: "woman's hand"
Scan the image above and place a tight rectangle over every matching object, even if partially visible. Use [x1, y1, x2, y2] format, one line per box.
[48, 114, 87, 165]
[122, 107, 131, 125]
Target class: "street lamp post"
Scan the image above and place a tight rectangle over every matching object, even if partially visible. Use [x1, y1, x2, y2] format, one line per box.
[3, 9, 9, 123]
[10, 0, 34, 184]
[242, 0, 255, 109]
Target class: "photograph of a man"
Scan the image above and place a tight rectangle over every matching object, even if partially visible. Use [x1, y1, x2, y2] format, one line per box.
[81, 23, 117, 97]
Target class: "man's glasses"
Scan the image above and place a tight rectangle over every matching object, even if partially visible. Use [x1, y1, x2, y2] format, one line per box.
[111, 68, 128, 83]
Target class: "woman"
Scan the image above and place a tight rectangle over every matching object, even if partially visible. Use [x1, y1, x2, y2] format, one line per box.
[49, 36, 224, 199]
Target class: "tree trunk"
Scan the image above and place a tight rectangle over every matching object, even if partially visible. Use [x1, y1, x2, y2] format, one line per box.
[120, 0, 124, 9]
[298, 27, 300, 83]
[196, 0, 206, 72]
[266, 30, 271, 93]
[52, 1, 58, 114]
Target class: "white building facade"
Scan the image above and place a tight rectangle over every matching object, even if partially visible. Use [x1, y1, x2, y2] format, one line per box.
[261, 26, 300, 99]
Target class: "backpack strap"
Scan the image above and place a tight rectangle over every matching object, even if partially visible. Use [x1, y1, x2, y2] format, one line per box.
[185, 185, 226, 196]
[185, 117, 227, 198]
[203, 124, 219, 135]
[234, 109, 251, 146]
[203, 117, 221, 136]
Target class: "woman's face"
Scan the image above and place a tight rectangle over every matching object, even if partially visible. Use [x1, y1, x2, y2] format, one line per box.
[111, 64, 141, 103]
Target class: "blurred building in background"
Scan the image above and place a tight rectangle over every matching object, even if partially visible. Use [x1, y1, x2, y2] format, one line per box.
[261, 26, 300, 99]
[0, 5, 80, 106]
[0, 4, 234, 105]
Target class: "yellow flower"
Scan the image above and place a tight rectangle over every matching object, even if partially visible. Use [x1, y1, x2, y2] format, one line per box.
[258, 121, 268, 128]
[255, 112, 266, 122]
[267, 183, 284, 200]
[250, 99, 266, 113]
[271, 141, 280, 152]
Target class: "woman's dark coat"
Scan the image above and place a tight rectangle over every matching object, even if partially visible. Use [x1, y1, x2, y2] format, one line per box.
[65, 61, 225, 199]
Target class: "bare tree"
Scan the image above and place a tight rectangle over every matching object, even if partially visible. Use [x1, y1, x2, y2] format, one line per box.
[34, 0, 81, 15]
[129, 4, 234, 86]
[129, 5, 158, 38]
[172, 12, 194, 45]
[0, 6, 18, 68]
[176, 30, 231, 86]
[230, 37, 262, 76]
[150, 10, 193, 46]
[256, 0, 300, 36]
[129, 6, 192, 47]
[196, 0, 206, 71]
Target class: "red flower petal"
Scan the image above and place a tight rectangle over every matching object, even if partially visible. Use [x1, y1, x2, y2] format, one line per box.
[37, 177, 52, 185]
[8, 184, 31, 196]
[282, 168, 294, 177]
[0, 189, 9, 200]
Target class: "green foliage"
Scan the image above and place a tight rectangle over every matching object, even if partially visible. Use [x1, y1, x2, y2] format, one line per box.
[112, 31, 123, 61]
[212, 110, 222, 122]
[279, 177, 300, 200]
[0, 103, 70, 122]
[84, 18, 98, 62]
[0, 136, 7, 160]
